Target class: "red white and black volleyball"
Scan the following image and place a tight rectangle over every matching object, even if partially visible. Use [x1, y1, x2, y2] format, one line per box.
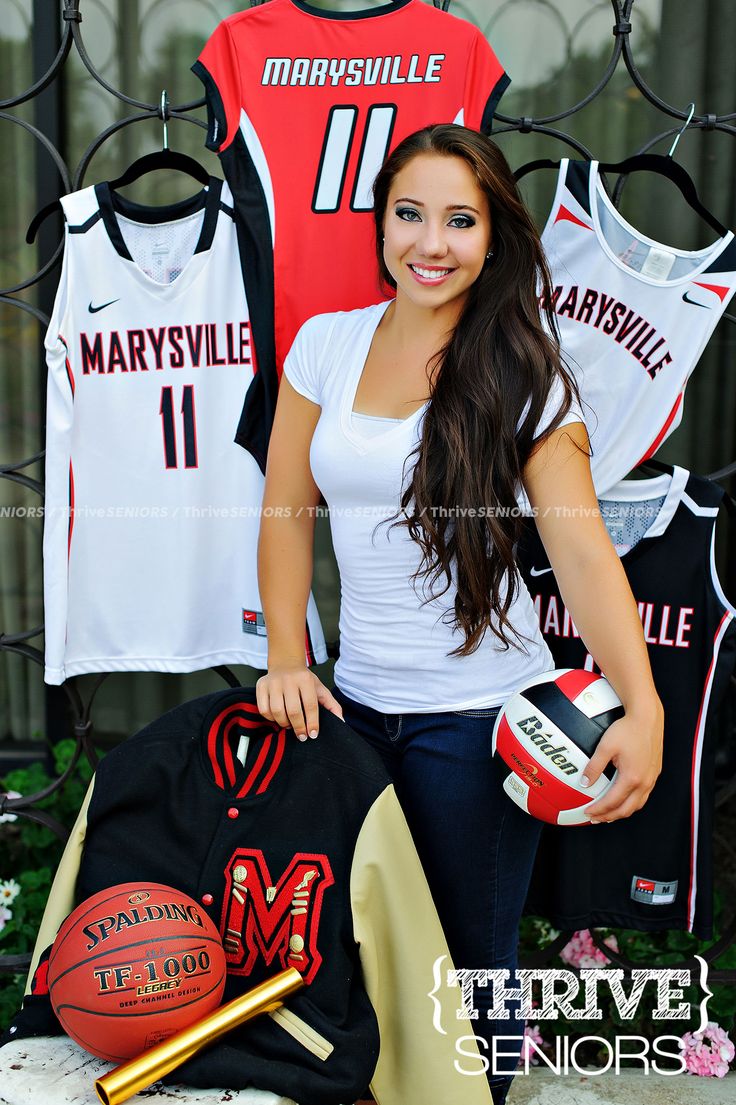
[492, 669, 624, 825]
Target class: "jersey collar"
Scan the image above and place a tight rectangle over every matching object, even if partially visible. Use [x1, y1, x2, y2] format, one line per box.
[288, 0, 414, 19]
[95, 177, 223, 264]
[600, 464, 689, 548]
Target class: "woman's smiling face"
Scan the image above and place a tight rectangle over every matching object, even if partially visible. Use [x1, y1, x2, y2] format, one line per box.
[382, 152, 492, 313]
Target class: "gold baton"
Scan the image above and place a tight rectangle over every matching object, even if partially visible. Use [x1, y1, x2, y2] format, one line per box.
[95, 967, 304, 1105]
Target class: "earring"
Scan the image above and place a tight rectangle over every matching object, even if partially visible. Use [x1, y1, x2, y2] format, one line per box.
[486, 249, 494, 260]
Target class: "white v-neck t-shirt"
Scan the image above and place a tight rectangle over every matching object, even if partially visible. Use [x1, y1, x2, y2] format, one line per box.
[284, 300, 583, 712]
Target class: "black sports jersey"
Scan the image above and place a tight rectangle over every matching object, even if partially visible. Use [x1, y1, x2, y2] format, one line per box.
[6, 689, 492, 1105]
[518, 466, 736, 938]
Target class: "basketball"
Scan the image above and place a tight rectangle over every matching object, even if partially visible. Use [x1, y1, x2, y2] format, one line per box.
[48, 882, 227, 1062]
[492, 669, 624, 826]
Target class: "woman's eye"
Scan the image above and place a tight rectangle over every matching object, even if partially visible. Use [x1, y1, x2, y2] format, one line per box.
[449, 214, 475, 229]
[395, 207, 421, 222]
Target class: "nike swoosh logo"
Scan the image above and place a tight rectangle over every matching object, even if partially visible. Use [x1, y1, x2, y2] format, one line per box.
[682, 291, 708, 309]
[88, 299, 120, 314]
[529, 566, 553, 577]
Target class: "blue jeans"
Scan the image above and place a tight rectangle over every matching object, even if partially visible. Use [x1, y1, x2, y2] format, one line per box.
[333, 686, 543, 1104]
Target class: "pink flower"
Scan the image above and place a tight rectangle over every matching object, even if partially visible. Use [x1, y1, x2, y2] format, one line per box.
[518, 1024, 546, 1067]
[560, 929, 619, 969]
[680, 1023, 735, 1078]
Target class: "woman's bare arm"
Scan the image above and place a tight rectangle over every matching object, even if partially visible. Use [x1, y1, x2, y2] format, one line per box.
[523, 422, 663, 822]
[256, 376, 343, 738]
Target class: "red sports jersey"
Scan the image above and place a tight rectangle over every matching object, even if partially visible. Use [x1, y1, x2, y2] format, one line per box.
[193, 0, 508, 464]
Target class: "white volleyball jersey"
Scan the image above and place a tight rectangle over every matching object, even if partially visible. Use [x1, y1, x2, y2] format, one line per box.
[541, 160, 736, 493]
[43, 179, 326, 683]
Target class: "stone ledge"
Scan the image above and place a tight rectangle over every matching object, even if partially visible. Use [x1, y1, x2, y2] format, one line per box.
[507, 1067, 734, 1105]
[0, 1037, 297, 1105]
[3, 1035, 734, 1105]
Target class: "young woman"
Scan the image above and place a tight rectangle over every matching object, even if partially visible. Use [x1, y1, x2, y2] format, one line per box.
[255, 125, 663, 1105]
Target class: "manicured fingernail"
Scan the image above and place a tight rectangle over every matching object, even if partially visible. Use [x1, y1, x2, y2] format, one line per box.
[297, 733, 307, 742]
[309, 730, 318, 739]
[589, 818, 600, 824]
[581, 775, 590, 788]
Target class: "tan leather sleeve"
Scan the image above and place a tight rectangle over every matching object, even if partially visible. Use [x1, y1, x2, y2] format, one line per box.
[25, 779, 95, 992]
[350, 785, 493, 1105]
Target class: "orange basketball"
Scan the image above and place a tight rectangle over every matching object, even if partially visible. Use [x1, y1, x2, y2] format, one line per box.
[48, 882, 226, 1062]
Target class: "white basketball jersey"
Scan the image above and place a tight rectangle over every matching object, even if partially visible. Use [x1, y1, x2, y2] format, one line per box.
[43, 178, 326, 683]
[541, 160, 736, 493]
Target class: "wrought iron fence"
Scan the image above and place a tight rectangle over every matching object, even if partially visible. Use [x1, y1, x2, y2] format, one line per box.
[0, 0, 734, 994]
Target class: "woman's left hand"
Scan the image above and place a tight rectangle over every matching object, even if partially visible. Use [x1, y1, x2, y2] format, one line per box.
[579, 701, 664, 823]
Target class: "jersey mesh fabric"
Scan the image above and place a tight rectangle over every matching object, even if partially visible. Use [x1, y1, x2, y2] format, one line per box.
[598, 494, 666, 554]
[118, 210, 204, 284]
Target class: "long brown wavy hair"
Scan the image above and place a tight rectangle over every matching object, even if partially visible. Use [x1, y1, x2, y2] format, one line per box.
[373, 124, 580, 657]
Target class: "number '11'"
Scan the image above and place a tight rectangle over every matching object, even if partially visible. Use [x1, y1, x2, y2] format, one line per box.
[312, 104, 397, 213]
[160, 385, 198, 469]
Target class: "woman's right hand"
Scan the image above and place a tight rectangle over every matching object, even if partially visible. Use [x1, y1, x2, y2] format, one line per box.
[256, 665, 344, 741]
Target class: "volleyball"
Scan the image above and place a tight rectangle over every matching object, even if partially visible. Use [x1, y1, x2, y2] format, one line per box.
[492, 669, 624, 825]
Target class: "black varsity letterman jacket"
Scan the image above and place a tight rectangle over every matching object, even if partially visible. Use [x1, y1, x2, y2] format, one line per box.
[5, 688, 492, 1105]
